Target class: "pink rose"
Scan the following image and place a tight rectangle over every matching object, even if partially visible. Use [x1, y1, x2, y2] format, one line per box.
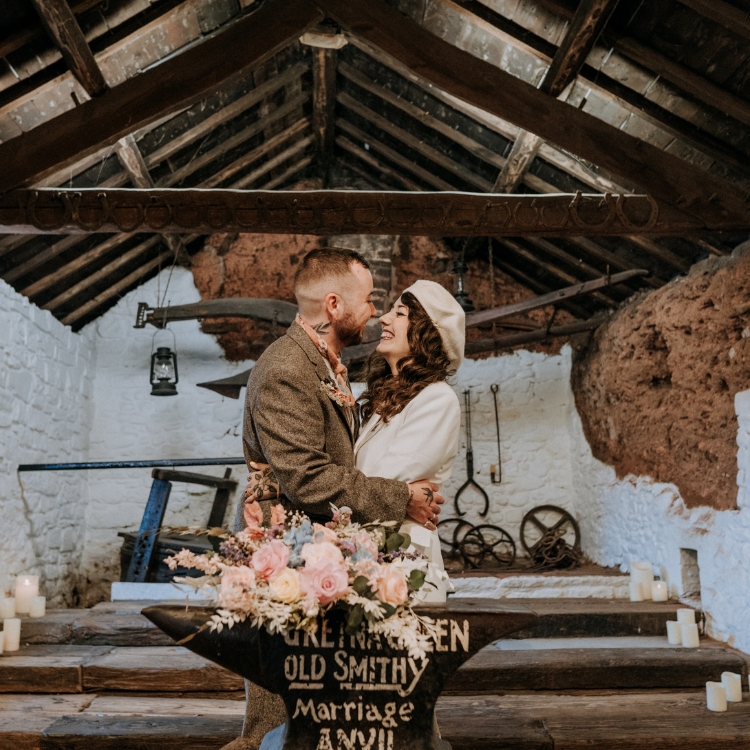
[300, 559, 350, 605]
[354, 530, 379, 559]
[271, 504, 286, 526]
[376, 567, 409, 606]
[251, 539, 290, 581]
[301, 540, 343, 566]
[244, 499, 264, 528]
[313, 523, 338, 544]
[219, 565, 256, 609]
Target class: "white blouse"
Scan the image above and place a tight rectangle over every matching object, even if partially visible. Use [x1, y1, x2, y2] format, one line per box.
[354, 381, 461, 603]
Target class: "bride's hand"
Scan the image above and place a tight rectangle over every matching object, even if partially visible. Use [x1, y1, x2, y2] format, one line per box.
[405, 480, 444, 531]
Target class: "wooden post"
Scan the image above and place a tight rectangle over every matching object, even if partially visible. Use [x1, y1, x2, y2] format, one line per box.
[312, 48, 338, 185]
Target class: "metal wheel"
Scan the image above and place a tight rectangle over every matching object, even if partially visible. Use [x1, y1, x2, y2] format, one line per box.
[437, 518, 474, 558]
[520, 505, 580, 555]
[459, 524, 516, 569]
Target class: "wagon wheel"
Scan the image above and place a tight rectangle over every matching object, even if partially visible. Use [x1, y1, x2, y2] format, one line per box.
[437, 518, 474, 558]
[520, 505, 580, 555]
[459, 524, 516, 569]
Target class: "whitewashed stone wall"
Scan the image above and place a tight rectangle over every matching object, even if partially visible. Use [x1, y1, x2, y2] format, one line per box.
[0, 279, 95, 605]
[81, 268, 251, 604]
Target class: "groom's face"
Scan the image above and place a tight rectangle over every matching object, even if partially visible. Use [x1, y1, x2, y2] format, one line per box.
[334, 263, 376, 347]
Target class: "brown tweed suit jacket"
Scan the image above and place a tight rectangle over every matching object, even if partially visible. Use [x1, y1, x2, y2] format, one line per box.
[237, 322, 409, 527]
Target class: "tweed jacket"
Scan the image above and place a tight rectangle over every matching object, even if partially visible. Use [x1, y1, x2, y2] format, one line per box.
[237, 322, 410, 527]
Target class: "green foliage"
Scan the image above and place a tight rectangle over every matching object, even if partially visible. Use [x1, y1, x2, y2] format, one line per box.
[408, 569, 426, 591]
[345, 604, 364, 634]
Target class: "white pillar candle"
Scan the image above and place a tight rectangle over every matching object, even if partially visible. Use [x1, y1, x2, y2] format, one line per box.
[666, 620, 682, 645]
[706, 681, 728, 712]
[651, 581, 668, 602]
[682, 622, 700, 648]
[677, 608, 696, 625]
[629, 580, 644, 602]
[722, 672, 742, 702]
[0, 598, 15, 619]
[28, 596, 45, 618]
[3, 618, 20, 652]
[630, 562, 654, 600]
[0, 632, 4, 655]
[14, 576, 39, 615]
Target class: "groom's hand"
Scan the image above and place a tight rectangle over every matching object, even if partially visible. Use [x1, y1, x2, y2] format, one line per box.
[406, 480, 444, 531]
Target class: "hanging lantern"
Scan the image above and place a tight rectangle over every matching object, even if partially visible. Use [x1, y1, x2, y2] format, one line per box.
[150, 328, 179, 396]
[453, 254, 475, 313]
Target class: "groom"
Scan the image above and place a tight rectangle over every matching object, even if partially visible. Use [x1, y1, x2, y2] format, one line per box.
[229, 247, 444, 749]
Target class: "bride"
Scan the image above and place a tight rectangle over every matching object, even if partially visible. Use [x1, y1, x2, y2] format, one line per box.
[355, 280, 464, 601]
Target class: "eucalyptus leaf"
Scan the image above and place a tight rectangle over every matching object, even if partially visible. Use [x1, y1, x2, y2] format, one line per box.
[408, 569, 426, 590]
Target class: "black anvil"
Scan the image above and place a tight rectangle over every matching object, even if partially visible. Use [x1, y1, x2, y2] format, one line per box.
[144, 599, 536, 750]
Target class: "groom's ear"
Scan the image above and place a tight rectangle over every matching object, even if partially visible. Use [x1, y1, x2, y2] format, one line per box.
[324, 291, 343, 320]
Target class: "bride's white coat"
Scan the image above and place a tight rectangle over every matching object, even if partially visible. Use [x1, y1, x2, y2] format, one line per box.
[354, 381, 461, 601]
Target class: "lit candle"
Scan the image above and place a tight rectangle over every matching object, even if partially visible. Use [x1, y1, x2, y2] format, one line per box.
[677, 608, 696, 625]
[28, 596, 45, 618]
[682, 622, 700, 648]
[629, 580, 644, 602]
[722, 672, 742, 702]
[651, 581, 668, 602]
[666, 621, 682, 645]
[3, 618, 20, 652]
[706, 681, 727, 712]
[0, 598, 15, 619]
[14, 576, 39, 615]
[630, 562, 654, 600]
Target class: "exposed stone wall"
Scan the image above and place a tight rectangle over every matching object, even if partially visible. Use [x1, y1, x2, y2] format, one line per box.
[0, 279, 94, 605]
[571, 249, 750, 509]
[80, 269, 250, 604]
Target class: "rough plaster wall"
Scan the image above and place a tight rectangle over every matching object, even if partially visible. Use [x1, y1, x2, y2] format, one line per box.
[81, 268, 250, 604]
[571, 249, 750, 509]
[441, 353, 576, 549]
[0, 279, 94, 605]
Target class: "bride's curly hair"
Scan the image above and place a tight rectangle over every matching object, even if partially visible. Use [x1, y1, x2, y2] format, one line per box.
[361, 291, 452, 424]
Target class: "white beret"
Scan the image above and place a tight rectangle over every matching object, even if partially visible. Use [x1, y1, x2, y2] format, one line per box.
[402, 280, 465, 371]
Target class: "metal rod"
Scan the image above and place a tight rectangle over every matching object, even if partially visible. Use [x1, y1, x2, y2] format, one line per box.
[18, 458, 247, 472]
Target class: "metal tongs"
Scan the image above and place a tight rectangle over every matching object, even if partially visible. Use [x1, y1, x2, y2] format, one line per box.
[454, 389, 489, 517]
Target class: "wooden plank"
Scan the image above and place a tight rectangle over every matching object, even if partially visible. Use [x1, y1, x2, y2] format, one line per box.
[16, 611, 79, 646]
[625, 235, 692, 273]
[0, 0, 324, 191]
[446, 644, 747, 693]
[312, 47, 337, 181]
[70, 612, 175, 647]
[83, 695, 245, 716]
[493, 130, 544, 193]
[82, 647, 243, 692]
[227, 134, 314, 189]
[0, 694, 93, 750]
[151, 469, 236, 490]
[261, 154, 314, 190]
[338, 91, 494, 190]
[676, 0, 750, 41]
[314, 0, 750, 226]
[28, 0, 108, 97]
[570, 236, 663, 287]
[40, 714, 243, 750]
[0, 645, 110, 694]
[4, 236, 82, 285]
[336, 137, 425, 190]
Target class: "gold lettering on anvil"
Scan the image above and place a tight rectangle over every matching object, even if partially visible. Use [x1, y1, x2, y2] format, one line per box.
[337, 728, 377, 750]
[294, 700, 414, 731]
[435, 620, 449, 652]
[321, 619, 336, 648]
[316, 728, 333, 750]
[287, 654, 326, 689]
[398, 703, 414, 722]
[285, 655, 297, 681]
[450, 619, 470, 652]
[294, 699, 320, 723]
[304, 631, 320, 648]
[397, 658, 429, 698]
[334, 650, 348, 680]
[392, 657, 406, 684]
[284, 630, 301, 646]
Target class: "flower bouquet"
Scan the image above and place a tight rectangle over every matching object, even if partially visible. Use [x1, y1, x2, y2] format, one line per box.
[165, 504, 439, 659]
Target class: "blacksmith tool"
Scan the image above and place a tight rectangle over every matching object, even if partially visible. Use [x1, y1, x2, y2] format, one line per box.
[490, 383, 502, 484]
[454, 389, 490, 517]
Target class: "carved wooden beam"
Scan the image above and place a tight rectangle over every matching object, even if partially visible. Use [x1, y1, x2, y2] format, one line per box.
[314, 0, 750, 227]
[0, 0, 324, 192]
[0, 188, 720, 236]
[28, 0, 108, 97]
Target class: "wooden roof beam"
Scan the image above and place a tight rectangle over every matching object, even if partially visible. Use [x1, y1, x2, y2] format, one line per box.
[316, 0, 749, 227]
[0, 0, 324, 192]
[675, 0, 750, 42]
[494, 0, 620, 193]
[29, 0, 108, 97]
[311, 48, 338, 186]
[336, 138, 424, 191]
[569, 236, 663, 287]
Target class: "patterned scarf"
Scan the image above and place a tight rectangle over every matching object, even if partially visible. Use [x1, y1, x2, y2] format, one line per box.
[295, 315, 356, 410]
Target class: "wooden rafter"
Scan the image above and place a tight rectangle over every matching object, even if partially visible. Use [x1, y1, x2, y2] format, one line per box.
[675, 0, 750, 41]
[312, 48, 338, 184]
[494, 0, 620, 193]
[29, 0, 108, 97]
[314, 0, 750, 227]
[0, 0, 324, 192]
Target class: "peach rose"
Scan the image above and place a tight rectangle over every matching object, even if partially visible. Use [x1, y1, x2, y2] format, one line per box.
[219, 565, 256, 609]
[313, 523, 338, 544]
[271, 504, 286, 526]
[301, 540, 343, 566]
[376, 567, 409, 606]
[270, 568, 301, 603]
[251, 539, 290, 581]
[244, 498, 264, 528]
[299, 558, 350, 605]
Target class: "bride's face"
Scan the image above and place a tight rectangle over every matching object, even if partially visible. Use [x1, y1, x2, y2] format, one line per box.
[377, 298, 411, 371]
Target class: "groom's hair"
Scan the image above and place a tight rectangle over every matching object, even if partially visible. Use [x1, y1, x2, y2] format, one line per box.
[294, 248, 370, 309]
